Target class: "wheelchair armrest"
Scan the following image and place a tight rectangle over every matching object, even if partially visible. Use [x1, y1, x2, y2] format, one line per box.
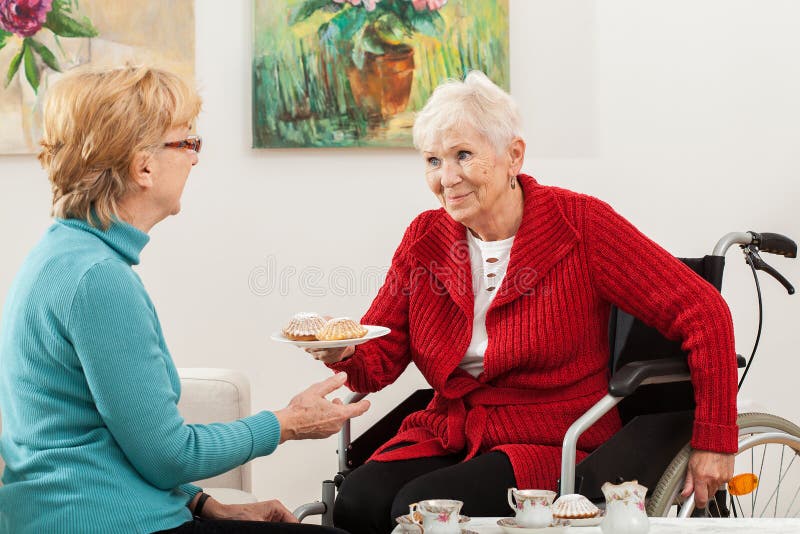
[345, 392, 368, 404]
[608, 357, 690, 397]
[338, 392, 368, 473]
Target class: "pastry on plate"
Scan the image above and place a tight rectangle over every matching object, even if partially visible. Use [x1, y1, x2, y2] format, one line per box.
[315, 317, 368, 341]
[552, 493, 600, 519]
[282, 312, 326, 341]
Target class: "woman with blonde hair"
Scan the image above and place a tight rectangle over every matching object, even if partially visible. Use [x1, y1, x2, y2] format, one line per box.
[0, 65, 364, 534]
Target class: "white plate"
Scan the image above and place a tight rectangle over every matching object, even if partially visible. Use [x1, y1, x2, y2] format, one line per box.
[497, 517, 570, 533]
[270, 325, 390, 348]
[567, 511, 604, 527]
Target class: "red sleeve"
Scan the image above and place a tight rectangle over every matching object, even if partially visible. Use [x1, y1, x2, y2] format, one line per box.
[327, 214, 428, 393]
[584, 197, 738, 453]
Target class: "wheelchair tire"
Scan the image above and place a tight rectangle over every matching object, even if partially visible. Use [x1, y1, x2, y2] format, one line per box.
[647, 412, 800, 517]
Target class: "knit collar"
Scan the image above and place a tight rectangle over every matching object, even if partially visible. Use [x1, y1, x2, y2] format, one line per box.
[409, 174, 581, 316]
[57, 216, 150, 266]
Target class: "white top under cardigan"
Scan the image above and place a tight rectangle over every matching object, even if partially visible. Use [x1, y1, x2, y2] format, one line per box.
[459, 231, 516, 377]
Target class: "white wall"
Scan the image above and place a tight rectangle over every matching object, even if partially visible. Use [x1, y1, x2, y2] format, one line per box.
[1, 0, 799, 512]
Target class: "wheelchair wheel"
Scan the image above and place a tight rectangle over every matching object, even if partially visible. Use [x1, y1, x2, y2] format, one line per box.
[647, 412, 800, 518]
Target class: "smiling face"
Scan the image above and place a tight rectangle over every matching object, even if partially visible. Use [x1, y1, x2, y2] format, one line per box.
[423, 124, 523, 235]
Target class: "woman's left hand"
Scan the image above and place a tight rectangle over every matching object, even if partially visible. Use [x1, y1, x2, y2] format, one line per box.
[203, 496, 299, 523]
[680, 450, 735, 509]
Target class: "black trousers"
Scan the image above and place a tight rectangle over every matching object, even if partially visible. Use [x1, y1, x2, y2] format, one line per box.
[333, 451, 516, 534]
[154, 518, 348, 534]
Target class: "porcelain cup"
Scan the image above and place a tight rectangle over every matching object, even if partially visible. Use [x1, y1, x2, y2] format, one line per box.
[507, 488, 556, 528]
[409, 499, 463, 534]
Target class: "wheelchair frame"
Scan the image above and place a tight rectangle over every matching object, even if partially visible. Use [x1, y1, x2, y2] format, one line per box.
[294, 230, 800, 525]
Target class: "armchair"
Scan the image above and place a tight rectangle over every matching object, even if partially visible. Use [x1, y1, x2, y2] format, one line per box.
[176, 367, 260, 504]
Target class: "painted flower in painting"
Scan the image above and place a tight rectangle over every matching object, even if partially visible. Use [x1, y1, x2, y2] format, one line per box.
[0, 0, 97, 93]
[333, 0, 381, 12]
[410, 0, 447, 11]
[0, 0, 53, 37]
[292, 0, 448, 69]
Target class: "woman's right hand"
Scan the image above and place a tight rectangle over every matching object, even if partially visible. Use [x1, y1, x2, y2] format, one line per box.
[274, 372, 369, 442]
[305, 345, 355, 364]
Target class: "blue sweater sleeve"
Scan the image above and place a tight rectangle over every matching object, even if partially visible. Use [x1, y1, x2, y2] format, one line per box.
[67, 260, 281, 490]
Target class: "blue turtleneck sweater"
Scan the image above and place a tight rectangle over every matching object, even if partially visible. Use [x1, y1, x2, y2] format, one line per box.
[0, 219, 280, 533]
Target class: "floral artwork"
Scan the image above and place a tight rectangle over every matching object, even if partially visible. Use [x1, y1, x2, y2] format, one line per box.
[0, 0, 97, 94]
[0, 0, 195, 154]
[253, 0, 509, 148]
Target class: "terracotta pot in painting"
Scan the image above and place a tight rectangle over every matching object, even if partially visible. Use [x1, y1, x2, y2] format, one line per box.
[347, 45, 414, 119]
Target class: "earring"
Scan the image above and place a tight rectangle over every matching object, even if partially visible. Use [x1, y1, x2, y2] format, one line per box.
[510, 176, 516, 190]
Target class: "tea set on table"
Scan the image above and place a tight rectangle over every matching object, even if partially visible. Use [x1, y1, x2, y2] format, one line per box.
[396, 480, 649, 534]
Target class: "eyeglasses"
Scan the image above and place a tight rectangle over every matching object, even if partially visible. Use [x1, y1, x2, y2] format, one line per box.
[163, 135, 202, 153]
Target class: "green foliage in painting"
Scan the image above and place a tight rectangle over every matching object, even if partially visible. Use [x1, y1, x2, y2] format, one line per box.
[43, 9, 97, 38]
[29, 38, 62, 72]
[0, 28, 11, 51]
[5, 45, 23, 88]
[23, 39, 39, 92]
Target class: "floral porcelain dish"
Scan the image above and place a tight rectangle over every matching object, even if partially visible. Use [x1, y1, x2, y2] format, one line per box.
[568, 509, 605, 527]
[395, 513, 471, 533]
[497, 517, 570, 533]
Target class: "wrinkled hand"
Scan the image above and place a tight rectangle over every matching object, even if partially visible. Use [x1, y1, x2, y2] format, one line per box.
[203, 496, 298, 523]
[274, 372, 370, 442]
[681, 450, 735, 509]
[305, 345, 355, 364]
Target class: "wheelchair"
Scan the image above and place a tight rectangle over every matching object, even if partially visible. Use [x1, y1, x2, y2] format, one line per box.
[294, 230, 799, 526]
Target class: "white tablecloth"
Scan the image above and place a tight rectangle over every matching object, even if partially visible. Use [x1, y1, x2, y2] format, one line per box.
[445, 517, 800, 534]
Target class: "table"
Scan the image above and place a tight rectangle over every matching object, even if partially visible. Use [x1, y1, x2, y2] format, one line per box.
[455, 517, 800, 533]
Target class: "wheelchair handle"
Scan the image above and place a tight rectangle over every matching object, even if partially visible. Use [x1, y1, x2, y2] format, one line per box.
[713, 231, 797, 257]
[751, 232, 797, 258]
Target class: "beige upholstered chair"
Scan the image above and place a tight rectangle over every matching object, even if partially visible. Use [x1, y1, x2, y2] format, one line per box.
[0, 368, 258, 505]
[177, 367, 259, 504]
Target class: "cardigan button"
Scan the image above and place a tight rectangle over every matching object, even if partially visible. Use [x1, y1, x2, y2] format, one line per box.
[486, 273, 496, 278]
[486, 257, 499, 263]
[487, 286, 496, 292]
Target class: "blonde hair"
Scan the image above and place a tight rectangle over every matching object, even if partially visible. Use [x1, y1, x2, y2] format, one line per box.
[412, 70, 522, 154]
[39, 65, 202, 229]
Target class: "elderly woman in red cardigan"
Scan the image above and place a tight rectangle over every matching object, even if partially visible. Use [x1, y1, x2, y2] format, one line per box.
[307, 71, 737, 533]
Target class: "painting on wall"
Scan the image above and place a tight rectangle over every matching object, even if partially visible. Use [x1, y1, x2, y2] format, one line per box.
[252, 0, 509, 149]
[0, 0, 195, 155]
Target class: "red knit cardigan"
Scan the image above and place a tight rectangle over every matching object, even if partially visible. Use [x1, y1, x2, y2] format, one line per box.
[330, 175, 738, 490]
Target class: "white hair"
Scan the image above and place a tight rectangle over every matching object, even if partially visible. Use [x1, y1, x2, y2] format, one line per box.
[412, 70, 522, 154]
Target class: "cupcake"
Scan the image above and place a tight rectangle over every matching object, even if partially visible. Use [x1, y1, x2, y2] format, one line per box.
[315, 317, 368, 341]
[282, 312, 326, 341]
[552, 493, 600, 519]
